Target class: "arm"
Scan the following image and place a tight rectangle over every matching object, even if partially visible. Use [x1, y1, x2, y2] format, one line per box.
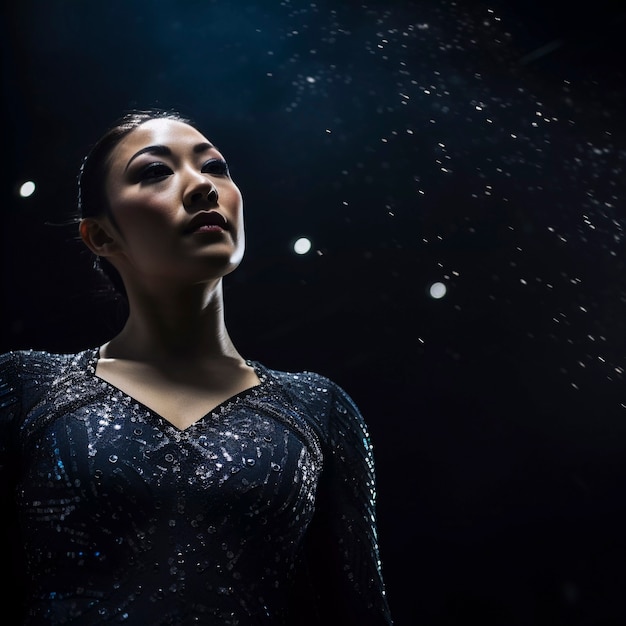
[291, 380, 394, 625]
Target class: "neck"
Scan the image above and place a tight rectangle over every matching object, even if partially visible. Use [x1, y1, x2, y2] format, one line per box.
[101, 280, 241, 363]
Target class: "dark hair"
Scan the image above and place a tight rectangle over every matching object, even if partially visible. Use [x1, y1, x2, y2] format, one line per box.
[77, 108, 193, 299]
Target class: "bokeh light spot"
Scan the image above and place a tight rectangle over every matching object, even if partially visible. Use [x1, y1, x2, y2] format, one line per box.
[293, 237, 312, 255]
[19, 181, 36, 198]
[429, 282, 447, 299]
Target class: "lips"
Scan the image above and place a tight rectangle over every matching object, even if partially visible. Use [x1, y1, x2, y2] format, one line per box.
[184, 211, 228, 234]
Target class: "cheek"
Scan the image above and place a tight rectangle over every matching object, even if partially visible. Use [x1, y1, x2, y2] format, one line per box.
[224, 186, 244, 218]
[112, 194, 177, 235]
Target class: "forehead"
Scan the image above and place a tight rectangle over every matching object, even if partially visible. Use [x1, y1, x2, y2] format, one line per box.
[110, 118, 214, 165]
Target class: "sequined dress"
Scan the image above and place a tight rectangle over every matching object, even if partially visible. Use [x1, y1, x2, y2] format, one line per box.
[0, 348, 393, 625]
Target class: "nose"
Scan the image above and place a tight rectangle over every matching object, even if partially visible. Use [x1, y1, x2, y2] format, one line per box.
[183, 176, 219, 209]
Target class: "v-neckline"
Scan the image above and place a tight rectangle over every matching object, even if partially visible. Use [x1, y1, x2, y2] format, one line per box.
[85, 347, 269, 432]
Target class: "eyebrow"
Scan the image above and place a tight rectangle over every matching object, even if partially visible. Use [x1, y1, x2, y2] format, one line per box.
[124, 141, 217, 171]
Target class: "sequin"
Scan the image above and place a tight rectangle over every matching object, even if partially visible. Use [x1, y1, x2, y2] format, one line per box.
[0, 348, 393, 625]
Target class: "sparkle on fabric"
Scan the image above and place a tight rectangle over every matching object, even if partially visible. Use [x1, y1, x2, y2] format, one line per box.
[0, 348, 393, 625]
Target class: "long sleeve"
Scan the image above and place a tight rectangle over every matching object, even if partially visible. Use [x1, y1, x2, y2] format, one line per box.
[288, 378, 394, 625]
[0, 351, 28, 617]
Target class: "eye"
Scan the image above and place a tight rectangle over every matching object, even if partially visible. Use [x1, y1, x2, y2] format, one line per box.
[136, 162, 172, 182]
[202, 158, 230, 177]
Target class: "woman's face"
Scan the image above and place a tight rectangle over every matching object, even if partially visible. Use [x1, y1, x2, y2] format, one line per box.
[103, 118, 245, 289]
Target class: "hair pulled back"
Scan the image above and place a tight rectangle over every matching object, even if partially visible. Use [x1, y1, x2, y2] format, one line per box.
[77, 108, 192, 299]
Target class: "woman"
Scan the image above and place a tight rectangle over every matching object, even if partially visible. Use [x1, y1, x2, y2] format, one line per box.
[0, 109, 394, 624]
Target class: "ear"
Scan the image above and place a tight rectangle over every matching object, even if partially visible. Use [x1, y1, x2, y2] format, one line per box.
[79, 218, 121, 258]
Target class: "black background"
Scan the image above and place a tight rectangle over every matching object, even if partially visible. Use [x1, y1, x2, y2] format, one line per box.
[2, 1, 626, 624]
